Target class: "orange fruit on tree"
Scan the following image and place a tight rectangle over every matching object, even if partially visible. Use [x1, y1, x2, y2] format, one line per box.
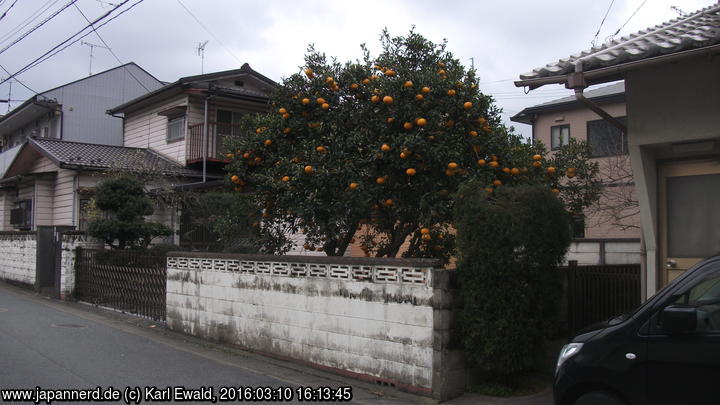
[362, 78, 370, 85]
[447, 162, 459, 170]
[321, 103, 330, 110]
[304, 165, 313, 174]
[416, 118, 427, 127]
[316, 97, 326, 105]
[406, 168, 417, 176]
[255, 127, 263, 134]
[399, 152, 409, 159]
[547, 167, 557, 175]
[371, 95, 380, 103]
[489, 161, 499, 168]
[282, 113, 291, 119]
[420, 227, 430, 235]
[304, 68, 314, 78]
[376, 177, 386, 184]
[325, 76, 334, 84]
[230, 175, 239, 183]
[381, 143, 391, 152]
[493, 179, 502, 186]
[264, 139, 272, 146]
[502, 167, 511, 174]
[302, 98, 310, 105]
[349, 182, 358, 190]
[350, 83, 359, 90]
[278, 107, 287, 114]
[447, 89, 456, 96]
[511, 167, 520, 175]
[242, 152, 250, 159]
[226, 153, 234, 159]
[384, 69, 396, 77]
[254, 157, 263, 163]
[382, 95, 394, 104]
[567, 171, 576, 179]
[403, 122, 413, 130]
[421, 86, 431, 94]
[283, 127, 292, 134]
[415, 94, 424, 101]
[445, 169, 455, 177]
[532, 161, 542, 168]
[421, 233, 432, 241]
[477, 117, 487, 125]
[469, 130, 478, 137]
[463, 101, 472, 110]
[445, 119, 455, 128]
[316, 146, 326, 153]
[437, 69, 446, 75]
[532, 154, 542, 161]
[404, 81, 413, 87]
[384, 198, 394, 206]
[281, 176, 290, 182]
[477, 159, 486, 166]
[386, 117, 395, 123]
[551, 188, 560, 194]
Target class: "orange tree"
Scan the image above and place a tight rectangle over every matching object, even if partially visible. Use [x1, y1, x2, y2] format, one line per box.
[224, 29, 600, 259]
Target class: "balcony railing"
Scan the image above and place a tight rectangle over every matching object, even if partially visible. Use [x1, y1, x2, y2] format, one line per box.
[186, 122, 243, 163]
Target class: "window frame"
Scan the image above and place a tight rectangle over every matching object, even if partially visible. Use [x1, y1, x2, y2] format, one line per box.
[550, 124, 570, 150]
[586, 117, 628, 158]
[166, 115, 186, 142]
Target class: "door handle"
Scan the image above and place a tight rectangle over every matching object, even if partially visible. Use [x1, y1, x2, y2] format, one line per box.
[666, 259, 677, 269]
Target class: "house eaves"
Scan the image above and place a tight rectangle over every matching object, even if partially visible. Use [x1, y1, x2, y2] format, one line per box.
[515, 4, 720, 90]
[0, 96, 60, 135]
[510, 82, 625, 125]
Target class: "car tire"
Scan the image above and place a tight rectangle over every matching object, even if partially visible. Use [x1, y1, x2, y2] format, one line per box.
[574, 391, 626, 405]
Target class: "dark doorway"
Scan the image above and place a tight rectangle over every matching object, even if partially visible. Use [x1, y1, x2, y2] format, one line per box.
[36, 226, 74, 297]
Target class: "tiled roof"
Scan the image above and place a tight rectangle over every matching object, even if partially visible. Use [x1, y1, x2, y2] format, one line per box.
[520, 4, 720, 80]
[30, 138, 205, 178]
[533, 82, 624, 108]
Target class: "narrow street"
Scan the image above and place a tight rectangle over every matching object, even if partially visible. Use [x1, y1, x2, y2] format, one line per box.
[0, 282, 431, 404]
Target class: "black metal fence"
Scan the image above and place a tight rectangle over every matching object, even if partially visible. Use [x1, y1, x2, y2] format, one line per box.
[74, 248, 167, 321]
[566, 261, 641, 335]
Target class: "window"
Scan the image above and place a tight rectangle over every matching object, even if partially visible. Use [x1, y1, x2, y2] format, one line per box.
[10, 200, 32, 230]
[167, 116, 185, 142]
[672, 274, 720, 333]
[551, 125, 570, 150]
[571, 214, 585, 238]
[587, 117, 628, 157]
[216, 110, 242, 136]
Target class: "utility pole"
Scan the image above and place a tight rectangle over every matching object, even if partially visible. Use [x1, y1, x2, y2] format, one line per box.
[197, 40, 208, 74]
[6, 79, 11, 113]
[81, 41, 110, 76]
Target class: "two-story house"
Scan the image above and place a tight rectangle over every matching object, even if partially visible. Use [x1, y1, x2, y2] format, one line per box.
[511, 82, 641, 266]
[0, 63, 164, 232]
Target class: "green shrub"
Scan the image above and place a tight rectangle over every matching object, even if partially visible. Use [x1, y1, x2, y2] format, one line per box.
[455, 183, 571, 384]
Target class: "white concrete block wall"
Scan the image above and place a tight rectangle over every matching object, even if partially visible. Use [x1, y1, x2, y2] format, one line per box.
[166, 254, 460, 398]
[59, 232, 103, 298]
[0, 232, 37, 286]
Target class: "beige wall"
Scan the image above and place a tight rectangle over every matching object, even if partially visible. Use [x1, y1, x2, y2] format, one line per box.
[533, 101, 639, 239]
[123, 94, 189, 164]
[625, 55, 720, 296]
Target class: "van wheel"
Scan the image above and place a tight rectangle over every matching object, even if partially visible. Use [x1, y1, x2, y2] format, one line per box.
[574, 391, 626, 405]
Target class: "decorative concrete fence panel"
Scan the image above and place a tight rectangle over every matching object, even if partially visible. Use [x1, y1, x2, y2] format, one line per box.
[0, 231, 37, 287]
[166, 252, 464, 400]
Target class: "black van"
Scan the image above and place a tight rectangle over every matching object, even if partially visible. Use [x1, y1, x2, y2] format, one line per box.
[554, 255, 720, 405]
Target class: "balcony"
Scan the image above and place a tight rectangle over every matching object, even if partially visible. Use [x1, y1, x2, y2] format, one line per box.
[186, 122, 243, 164]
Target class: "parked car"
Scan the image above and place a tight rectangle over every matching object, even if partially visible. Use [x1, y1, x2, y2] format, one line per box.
[554, 255, 720, 405]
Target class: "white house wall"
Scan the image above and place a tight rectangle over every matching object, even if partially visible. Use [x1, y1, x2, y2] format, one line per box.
[123, 94, 189, 164]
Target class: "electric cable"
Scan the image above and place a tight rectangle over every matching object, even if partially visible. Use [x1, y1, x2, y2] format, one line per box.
[0, 0, 78, 56]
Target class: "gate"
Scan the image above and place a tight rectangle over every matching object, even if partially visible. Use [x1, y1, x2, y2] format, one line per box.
[36, 226, 74, 297]
[75, 248, 167, 321]
[566, 261, 641, 335]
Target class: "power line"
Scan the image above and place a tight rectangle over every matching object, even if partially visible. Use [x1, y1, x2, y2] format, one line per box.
[0, 0, 20, 23]
[0, 63, 37, 93]
[0, 0, 78, 57]
[0, 0, 137, 87]
[610, 0, 648, 38]
[175, 0, 243, 66]
[0, 0, 58, 46]
[591, 0, 615, 47]
[72, 2, 151, 92]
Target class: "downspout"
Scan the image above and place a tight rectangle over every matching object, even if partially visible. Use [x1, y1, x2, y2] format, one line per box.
[567, 60, 627, 134]
[203, 96, 208, 183]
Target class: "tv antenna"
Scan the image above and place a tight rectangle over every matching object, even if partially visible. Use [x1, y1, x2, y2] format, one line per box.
[81, 41, 110, 76]
[670, 6, 687, 16]
[197, 40, 209, 74]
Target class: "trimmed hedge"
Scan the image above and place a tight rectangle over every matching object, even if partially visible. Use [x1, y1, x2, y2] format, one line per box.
[455, 183, 571, 382]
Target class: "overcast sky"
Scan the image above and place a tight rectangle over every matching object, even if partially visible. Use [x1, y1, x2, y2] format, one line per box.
[0, 0, 715, 138]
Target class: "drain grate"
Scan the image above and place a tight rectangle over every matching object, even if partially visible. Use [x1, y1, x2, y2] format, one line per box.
[51, 323, 87, 329]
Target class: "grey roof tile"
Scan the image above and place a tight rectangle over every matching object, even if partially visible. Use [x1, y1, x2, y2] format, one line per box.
[520, 4, 720, 80]
[30, 138, 205, 178]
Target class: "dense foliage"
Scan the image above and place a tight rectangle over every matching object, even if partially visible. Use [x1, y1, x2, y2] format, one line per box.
[87, 175, 171, 249]
[224, 29, 599, 260]
[455, 183, 572, 382]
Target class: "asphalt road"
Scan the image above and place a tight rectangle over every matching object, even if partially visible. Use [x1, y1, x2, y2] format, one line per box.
[0, 282, 431, 405]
